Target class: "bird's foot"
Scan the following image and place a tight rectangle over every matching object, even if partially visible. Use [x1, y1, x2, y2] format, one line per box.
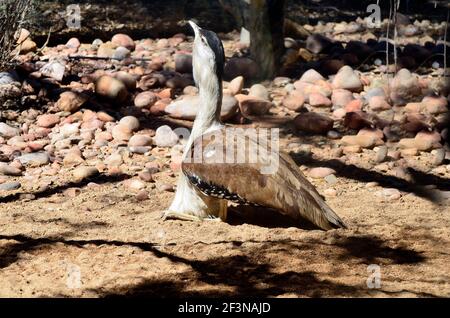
[162, 210, 222, 222]
[162, 210, 205, 222]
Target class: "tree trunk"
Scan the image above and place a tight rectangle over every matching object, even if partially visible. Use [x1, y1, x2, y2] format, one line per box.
[248, 0, 286, 80]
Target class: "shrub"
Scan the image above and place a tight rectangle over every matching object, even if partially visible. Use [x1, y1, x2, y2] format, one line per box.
[0, 0, 33, 71]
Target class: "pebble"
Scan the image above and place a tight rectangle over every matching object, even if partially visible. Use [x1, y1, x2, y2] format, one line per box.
[331, 89, 354, 108]
[95, 75, 128, 103]
[64, 188, 81, 197]
[282, 90, 305, 111]
[332, 66, 362, 92]
[59, 123, 80, 138]
[165, 95, 238, 121]
[0, 123, 20, 138]
[332, 108, 347, 119]
[0, 71, 19, 85]
[17, 152, 50, 166]
[249, 84, 269, 101]
[293, 112, 334, 134]
[112, 46, 131, 60]
[368, 96, 391, 111]
[105, 152, 123, 166]
[0, 162, 22, 176]
[111, 33, 135, 50]
[421, 96, 448, 115]
[324, 174, 338, 185]
[342, 145, 362, 154]
[129, 146, 150, 154]
[128, 134, 152, 147]
[55, 91, 88, 113]
[374, 145, 388, 163]
[389, 68, 421, 106]
[97, 42, 116, 58]
[114, 71, 136, 91]
[66, 37, 81, 49]
[134, 91, 158, 108]
[309, 93, 332, 107]
[431, 149, 446, 166]
[235, 94, 273, 117]
[400, 147, 418, 157]
[138, 171, 154, 182]
[36, 114, 60, 128]
[174, 54, 193, 74]
[0, 181, 21, 191]
[73, 166, 99, 181]
[341, 128, 383, 149]
[153, 125, 179, 147]
[126, 179, 146, 191]
[413, 131, 441, 152]
[365, 87, 386, 100]
[365, 182, 378, 188]
[160, 183, 174, 192]
[343, 111, 373, 130]
[228, 76, 244, 95]
[323, 188, 337, 197]
[119, 116, 140, 132]
[327, 130, 341, 139]
[97, 111, 114, 122]
[40, 60, 65, 81]
[330, 147, 343, 157]
[376, 188, 401, 201]
[136, 190, 149, 201]
[112, 124, 132, 141]
[308, 167, 336, 179]
[63, 151, 85, 166]
[299, 69, 324, 84]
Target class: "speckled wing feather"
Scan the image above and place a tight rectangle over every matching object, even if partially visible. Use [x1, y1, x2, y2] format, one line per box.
[182, 128, 346, 230]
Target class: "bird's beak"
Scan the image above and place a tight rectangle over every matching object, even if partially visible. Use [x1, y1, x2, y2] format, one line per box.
[188, 20, 201, 38]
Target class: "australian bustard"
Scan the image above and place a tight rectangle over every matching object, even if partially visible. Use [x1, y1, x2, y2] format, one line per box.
[164, 21, 346, 230]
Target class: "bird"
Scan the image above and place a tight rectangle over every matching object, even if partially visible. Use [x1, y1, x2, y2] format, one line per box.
[164, 21, 346, 230]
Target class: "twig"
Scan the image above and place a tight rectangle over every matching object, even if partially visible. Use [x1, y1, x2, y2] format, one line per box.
[35, 27, 52, 54]
[393, 0, 398, 71]
[67, 54, 153, 62]
[444, 8, 449, 77]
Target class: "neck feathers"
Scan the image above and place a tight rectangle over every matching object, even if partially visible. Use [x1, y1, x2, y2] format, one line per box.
[191, 68, 222, 139]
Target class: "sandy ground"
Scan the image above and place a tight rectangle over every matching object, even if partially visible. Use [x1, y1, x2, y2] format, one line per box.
[0, 141, 449, 298]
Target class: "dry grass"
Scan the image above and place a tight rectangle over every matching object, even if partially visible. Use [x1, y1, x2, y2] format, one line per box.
[0, 0, 33, 72]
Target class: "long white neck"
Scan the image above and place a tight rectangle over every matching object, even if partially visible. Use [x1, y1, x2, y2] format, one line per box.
[183, 72, 222, 156]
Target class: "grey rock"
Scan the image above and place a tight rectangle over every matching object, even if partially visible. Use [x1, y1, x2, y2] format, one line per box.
[17, 152, 50, 166]
[0, 71, 19, 85]
[375, 146, 388, 163]
[40, 60, 66, 81]
[0, 123, 20, 138]
[112, 46, 131, 60]
[0, 181, 21, 191]
[153, 125, 179, 147]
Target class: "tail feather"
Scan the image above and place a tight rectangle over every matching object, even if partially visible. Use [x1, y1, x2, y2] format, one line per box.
[294, 187, 347, 230]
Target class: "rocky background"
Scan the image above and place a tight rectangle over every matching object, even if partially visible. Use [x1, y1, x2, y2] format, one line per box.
[0, 0, 449, 297]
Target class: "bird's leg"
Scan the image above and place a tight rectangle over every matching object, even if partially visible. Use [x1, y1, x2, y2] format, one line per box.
[218, 199, 228, 222]
[163, 175, 213, 221]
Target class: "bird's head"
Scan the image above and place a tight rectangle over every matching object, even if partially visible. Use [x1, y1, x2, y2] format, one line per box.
[188, 20, 225, 85]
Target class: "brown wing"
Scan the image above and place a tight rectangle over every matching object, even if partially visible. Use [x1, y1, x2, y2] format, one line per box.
[182, 127, 346, 230]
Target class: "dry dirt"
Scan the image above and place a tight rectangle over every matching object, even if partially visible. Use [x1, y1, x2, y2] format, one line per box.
[0, 137, 449, 298]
